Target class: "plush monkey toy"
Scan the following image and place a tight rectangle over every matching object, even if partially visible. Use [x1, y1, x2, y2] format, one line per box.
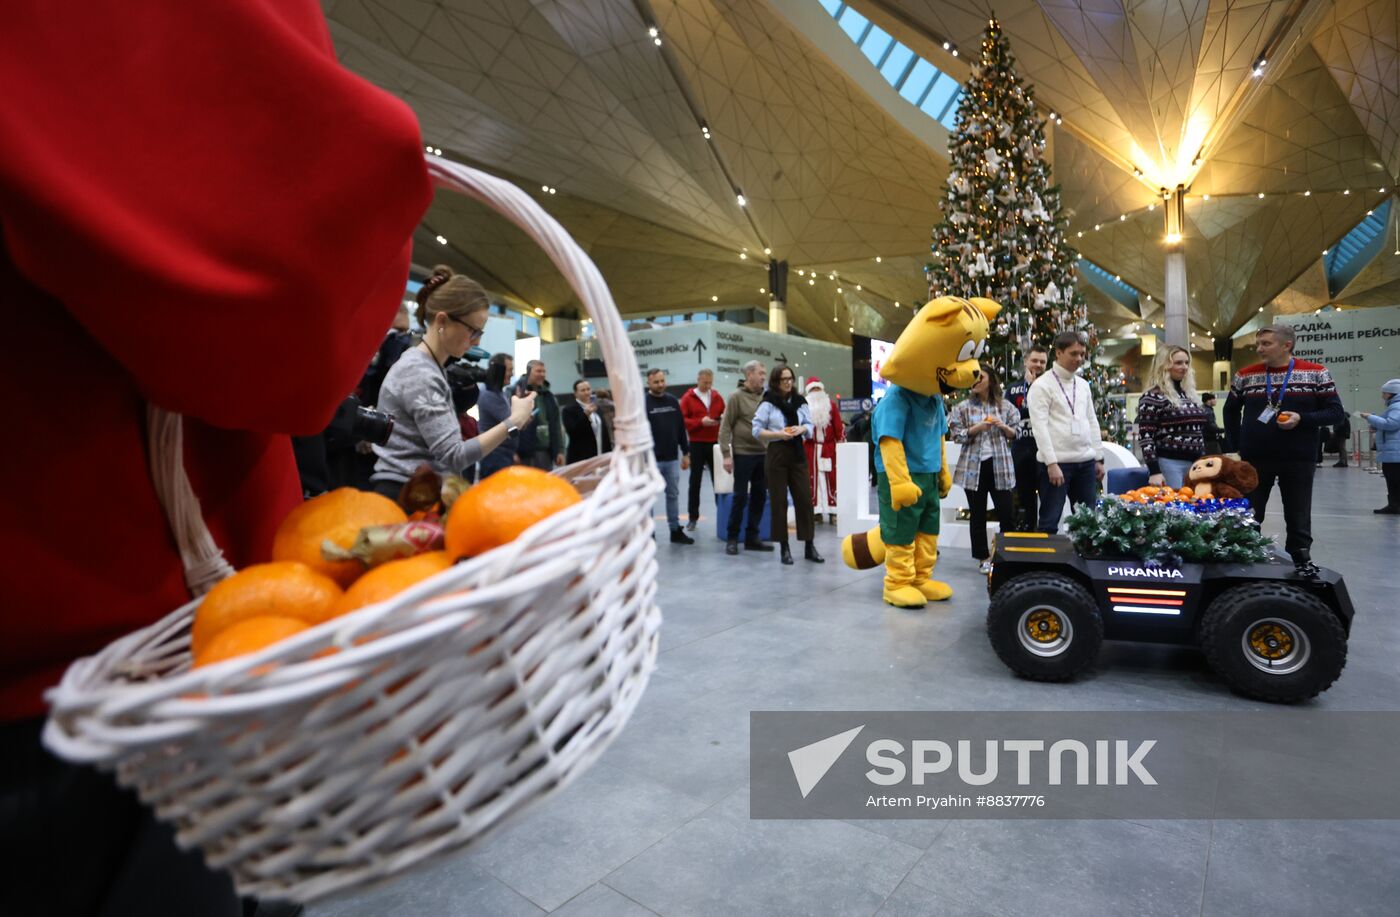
[1187, 455, 1259, 500]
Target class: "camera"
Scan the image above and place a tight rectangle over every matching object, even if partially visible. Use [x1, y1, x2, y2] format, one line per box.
[444, 345, 491, 413]
[325, 394, 394, 447]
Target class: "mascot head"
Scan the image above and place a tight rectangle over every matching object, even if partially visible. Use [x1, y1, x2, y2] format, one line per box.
[879, 296, 1001, 396]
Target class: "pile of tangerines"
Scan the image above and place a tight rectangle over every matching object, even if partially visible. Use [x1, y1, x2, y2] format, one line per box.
[192, 467, 581, 669]
[1116, 485, 1199, 505]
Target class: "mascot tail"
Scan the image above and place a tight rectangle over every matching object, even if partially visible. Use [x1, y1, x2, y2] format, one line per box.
[841, 526, 886, 570]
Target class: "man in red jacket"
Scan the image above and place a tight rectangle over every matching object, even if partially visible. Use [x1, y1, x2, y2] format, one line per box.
[680, 368, 726, 531]
[0, 3, 432, 914]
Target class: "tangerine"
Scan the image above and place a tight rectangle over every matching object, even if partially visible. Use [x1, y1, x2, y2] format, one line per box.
[331, 551, 454, 617]
[272, 488, 408, 587]
[444, 466, 581, 560]
[191, 562, 342, 657]
[193, 616, 309, 668]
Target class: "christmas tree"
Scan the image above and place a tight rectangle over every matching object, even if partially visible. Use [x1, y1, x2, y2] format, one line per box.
[926, 18, 1125, 440]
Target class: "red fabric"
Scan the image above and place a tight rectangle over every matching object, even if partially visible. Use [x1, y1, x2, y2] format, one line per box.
[804, 412, 845, 509]
[680, 388, 725, 443]
[0, 2, 432, 720]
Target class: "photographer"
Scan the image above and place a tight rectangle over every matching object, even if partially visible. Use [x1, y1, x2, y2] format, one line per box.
[371, 269, 535, 497]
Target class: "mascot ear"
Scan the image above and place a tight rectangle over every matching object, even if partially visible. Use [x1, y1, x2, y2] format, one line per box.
[918, 297, 967, 325]
[969, 297, 1003, 323]
[1232, 458, 1259, 494]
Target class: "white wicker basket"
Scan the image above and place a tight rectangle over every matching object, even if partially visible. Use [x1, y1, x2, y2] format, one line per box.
[42, 157, 663, 903]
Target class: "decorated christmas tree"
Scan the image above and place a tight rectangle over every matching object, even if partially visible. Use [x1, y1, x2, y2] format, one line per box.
[926, 18, 1125, 440]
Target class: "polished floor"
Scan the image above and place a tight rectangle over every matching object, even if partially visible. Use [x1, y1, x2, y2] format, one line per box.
[311, 465, 1400, 916]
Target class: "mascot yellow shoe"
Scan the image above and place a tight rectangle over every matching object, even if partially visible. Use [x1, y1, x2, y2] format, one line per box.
[840, 295, 1000, 608]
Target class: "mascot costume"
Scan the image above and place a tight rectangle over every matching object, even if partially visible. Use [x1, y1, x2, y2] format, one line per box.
[841, 295, 1001, 607]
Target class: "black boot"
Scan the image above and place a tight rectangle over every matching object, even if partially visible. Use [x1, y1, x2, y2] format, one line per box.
[726, 539, 740, 554]
[1375, 506, 1400, 515]
[779, 542, 794, 565]
[804, 541, 824, 563]
[670, 527, 694, 544]
[744, 538, 774, 552]
[1292, 555, 1320, 578]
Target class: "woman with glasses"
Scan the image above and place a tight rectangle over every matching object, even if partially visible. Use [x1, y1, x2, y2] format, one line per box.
[371, 266, 535, 498]
[752, 365, 823, 565]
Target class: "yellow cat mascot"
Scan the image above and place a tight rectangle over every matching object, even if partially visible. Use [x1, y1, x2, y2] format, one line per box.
[841, 296, 1001, 607]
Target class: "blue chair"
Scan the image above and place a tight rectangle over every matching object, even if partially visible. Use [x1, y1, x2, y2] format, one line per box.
[714, 492, 775, 542]
[1106, 466, 1150, 495]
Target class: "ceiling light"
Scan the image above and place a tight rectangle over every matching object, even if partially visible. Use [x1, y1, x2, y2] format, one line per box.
[951, 48, 958, 57]
[1165, 232, 1182, 244]
[1202, 194, 1210, 201]
[1077, 231, 1083, 237]
[809, 278, 815, 285]
[648, 26, 658, 38]
[1120, 214, 1126, 221]
[736, 192, 747, 207]
[542, 185, 549, 192]
[1258, 307, 1264, 313]
[1343, 189, 1350, 195]
[740, 252, 748, 259]
[942, 41, 950, 50]
[875, 256, 882, 263]
[1056, 117, 1063, 125]
[837, 287, 843, 293]
[797, 269, 805, 276]
[894, 301, 900, 307]
[829, 273, 836, 280]
[856, 284, 862, 290]
[759, 287, 766, 293]
[764, 247, 771, 255]
[653, 37, 662, 46]
[1257, 192, 1265, 199]
[1380, 187, 1387, 193]
[1323, 249, 1328, 255]
[435, 234, 447, 245]
[1094, 224, 1101, 231]
[1114, 275, 1120, 280]
[701, 125, 711, 139]
[1368, 210, 1374, 216]
[425, 145, 432, 152]
[1252, 57, 1266, 77]
[849, 327, 855, 333]
[534, 307, 544, 316]
[1303, 190, 1311, 196]
[549, 187, 556, 194]
[1148, 204, 1155, 211]
[711, 295, 719, 302]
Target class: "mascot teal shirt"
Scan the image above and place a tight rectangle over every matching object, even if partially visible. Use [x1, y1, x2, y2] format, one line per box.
[872, 384, 947, 473]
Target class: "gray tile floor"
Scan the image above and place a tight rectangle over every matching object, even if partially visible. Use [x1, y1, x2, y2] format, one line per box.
[311, 466, 1400, 916]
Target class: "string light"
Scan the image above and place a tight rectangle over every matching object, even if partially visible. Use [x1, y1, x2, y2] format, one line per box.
[764, 247, 771, 255]
[701, 125, 711, 140]
[435, 235, 447, 245]
[735, 192, 747, 207]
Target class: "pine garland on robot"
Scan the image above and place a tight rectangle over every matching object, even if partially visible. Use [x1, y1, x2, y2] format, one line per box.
[925, 18, 1126, 441]
[1065, 498, 1274, 566]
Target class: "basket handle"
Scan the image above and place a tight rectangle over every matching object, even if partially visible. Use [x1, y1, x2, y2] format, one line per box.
[425, 158, 652, 456]
[146, 160, 650, 598]
[146, 405, 237, 597]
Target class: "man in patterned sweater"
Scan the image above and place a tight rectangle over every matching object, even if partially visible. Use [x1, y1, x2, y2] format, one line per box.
[1223, 324, 1345, 576]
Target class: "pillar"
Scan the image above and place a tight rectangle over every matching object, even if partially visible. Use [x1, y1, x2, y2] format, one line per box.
[768, 259, 788, 334]
[1163, 185, 1189, 349]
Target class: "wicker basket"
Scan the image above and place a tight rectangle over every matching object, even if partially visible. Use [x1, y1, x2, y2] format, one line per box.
[42, 157, 664, 903]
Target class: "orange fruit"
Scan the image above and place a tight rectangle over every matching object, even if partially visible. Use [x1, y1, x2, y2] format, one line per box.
[191, 562, 343, 657]
[331, 551, 454, 617]
[272, 488, 408, 587]
[444, 466, 581, 560]
[194, 616, 309, 668]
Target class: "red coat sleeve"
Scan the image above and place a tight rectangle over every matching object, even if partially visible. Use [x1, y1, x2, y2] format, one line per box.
[0, 1, 433, 434]
[681, 391, 706, 436]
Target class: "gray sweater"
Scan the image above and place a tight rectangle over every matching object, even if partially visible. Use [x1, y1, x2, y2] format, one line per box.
[372, 347, 484, 482]
[719, 386, 766, 457]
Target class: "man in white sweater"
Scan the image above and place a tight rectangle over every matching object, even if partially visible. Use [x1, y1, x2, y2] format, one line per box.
[1027, 330, 1105, 532]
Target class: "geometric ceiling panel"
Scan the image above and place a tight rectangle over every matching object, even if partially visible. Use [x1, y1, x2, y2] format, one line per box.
[1335, 196, 1400, 306]
[1310, 0, 1400, 183]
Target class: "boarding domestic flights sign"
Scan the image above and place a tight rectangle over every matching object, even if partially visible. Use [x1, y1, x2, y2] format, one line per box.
[1277, 305, 1400, 412]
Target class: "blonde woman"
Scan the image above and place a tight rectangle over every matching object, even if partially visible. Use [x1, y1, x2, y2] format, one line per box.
[371, 266, 536, 497]
[949, 364, 1021, 572]
[1134, 345, 1209, 489]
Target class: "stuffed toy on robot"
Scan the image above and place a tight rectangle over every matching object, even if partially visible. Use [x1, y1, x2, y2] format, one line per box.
[840, 296, 1001, 607]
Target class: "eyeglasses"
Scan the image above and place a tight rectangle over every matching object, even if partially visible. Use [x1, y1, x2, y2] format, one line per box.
[448, 314, 487, 340]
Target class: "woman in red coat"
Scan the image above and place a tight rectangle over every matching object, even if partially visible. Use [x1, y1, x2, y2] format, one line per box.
[0, 3, 432, 914]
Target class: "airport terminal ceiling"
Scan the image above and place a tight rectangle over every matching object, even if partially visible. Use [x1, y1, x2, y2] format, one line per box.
[324, 0, 1399, 346]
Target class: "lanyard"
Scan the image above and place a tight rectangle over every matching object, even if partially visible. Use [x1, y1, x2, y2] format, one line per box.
[1264, 359, 1294, 408]
[1053, 372, 1077, 416]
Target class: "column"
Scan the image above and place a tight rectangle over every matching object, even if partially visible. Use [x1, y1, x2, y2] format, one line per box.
[767, 259, 789, 334]
[1212, 336, 1233, 393]
[1163, 185, 1189, 349]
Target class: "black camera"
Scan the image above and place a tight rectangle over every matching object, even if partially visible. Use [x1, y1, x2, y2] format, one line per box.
[444, 345, 491, 413]
[325, 394, 394, 447]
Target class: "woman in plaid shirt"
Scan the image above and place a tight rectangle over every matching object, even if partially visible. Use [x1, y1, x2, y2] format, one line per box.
[949, 364, 1021, 572]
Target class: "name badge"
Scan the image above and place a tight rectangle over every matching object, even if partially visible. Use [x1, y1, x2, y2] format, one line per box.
[1070, 418, 1085, 436]
[1257, 406, 1277, 424]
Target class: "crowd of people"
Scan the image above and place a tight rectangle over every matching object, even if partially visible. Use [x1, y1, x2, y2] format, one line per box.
[347, 299, 1397, 580]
